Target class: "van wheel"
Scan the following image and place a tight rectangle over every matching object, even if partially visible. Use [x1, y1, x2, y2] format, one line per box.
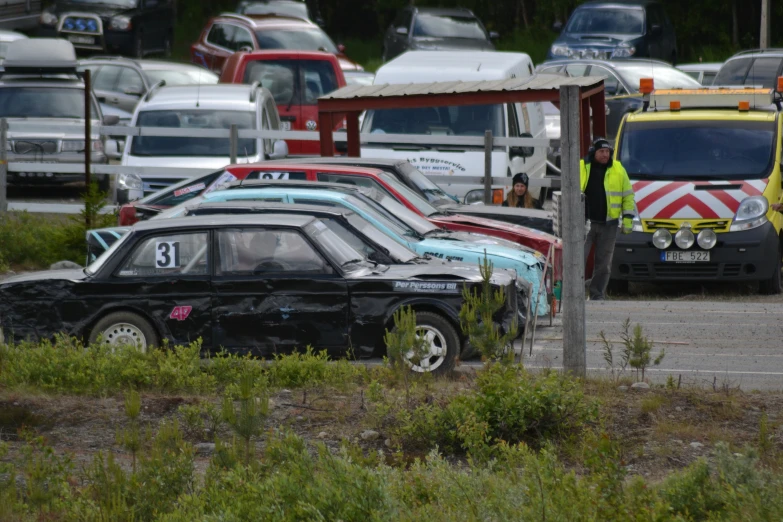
[759, 242, 782, 295]
[89, 311, 158, 352]
[391, 311, 458, 375]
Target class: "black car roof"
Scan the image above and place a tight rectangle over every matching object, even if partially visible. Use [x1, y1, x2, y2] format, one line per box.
[132, 213, 316, 231]
[411, 7, 475, 17]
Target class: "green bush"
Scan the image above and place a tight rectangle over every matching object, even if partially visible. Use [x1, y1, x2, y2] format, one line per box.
[266, 346, 364, 390]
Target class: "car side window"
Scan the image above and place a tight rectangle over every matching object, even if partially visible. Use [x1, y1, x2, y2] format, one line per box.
[217, 229, 331, 274]
[316, 173, 379, 191]
[714, 58, 752, 86]
[745, 57, 783, 88]
[565, 64, 589, 77]
[92, 65, 122, 91]
[118, 232, 209, 277]
[702, 72, 717, 86]
[117, 67, 145, 95]
[539, 65, 566, 76]
[244, 170, 307, 180]
[589, 66, 623, 95]
[231, 26, 254, 51]
[207, 23, 233, 49]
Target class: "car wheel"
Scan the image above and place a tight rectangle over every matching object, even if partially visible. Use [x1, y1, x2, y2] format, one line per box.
[392, 310, 458, 375]
[759, 242, 782, 295]
[89, 311, 159, 352]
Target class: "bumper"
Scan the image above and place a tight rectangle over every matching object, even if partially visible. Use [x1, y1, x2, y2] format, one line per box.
[38, 26, 133, 54]
[612, 222, 780, 282]
[8, 154, 108, 185]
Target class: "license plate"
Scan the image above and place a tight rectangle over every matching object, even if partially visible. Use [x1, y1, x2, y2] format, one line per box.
[67, 35, 95, 45]
[280, 121, 291, 131]
[661, 251, 710, 262]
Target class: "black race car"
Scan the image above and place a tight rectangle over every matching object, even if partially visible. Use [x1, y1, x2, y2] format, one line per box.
[1, 214, 518, 374]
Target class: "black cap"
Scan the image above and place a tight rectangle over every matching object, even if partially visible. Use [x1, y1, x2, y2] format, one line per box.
[592, 138, 613, 151]
[512, 172, 529, 187]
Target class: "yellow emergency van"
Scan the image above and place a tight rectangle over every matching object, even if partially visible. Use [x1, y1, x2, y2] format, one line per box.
[610, 80, 783, 294]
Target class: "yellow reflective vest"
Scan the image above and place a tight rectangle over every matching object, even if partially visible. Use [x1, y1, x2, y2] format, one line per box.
[580, 159, 636, 229]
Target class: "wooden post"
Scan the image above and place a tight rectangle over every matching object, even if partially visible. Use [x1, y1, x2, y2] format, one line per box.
[760, 0, 770, 48]
[560, 85, 586, 378]
[483, 130, 492, 205]
[229, 124, 238, 165]
[346, 111, 360, 157]
[0, 118, 6, 213]
[84, 68, 92, 229]
[318, 112, 334, 157]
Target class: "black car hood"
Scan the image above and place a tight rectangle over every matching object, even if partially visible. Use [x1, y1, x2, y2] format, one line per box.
[410, 37, 494, 52]
[1, 269, 87, 285]
[51, 1, 133, 18]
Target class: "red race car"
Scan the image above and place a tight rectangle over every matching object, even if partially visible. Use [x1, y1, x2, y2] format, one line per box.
[225, 163, 563, 280]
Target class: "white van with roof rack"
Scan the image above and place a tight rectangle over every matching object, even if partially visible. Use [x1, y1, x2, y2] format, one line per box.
[359, 50, 548, 204]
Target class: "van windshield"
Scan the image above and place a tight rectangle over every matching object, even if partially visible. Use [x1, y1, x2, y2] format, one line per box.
[618, 120, 776, 180]
[364, 104, 504, 142]
[565, 8, 644, 35]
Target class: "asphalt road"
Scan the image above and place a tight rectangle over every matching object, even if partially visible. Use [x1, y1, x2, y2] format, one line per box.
[507, 300, 783, 391]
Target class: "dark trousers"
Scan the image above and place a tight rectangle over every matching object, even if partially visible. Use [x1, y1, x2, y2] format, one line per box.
[584, 220, 618, 300]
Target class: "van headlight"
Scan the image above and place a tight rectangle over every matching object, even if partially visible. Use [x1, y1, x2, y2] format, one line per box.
[612, 43, 636, 58]
[729, 196, 769, 231]
[110, 15, 132, 31]
[674, 227, 695, 249]
[550, 44, 569, 57]
[652, 229, 672, 249]
[117, 172, 143, 191]
[697, 229, 717, 250]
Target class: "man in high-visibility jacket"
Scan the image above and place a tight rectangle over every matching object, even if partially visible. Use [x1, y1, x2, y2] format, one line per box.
[580, 138, 635, 300]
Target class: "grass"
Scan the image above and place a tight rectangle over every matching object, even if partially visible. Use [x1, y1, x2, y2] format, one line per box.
[639, 394, 669, 414]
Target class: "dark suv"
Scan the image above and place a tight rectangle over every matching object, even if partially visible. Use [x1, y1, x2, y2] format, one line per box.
[548, 0, 676, 63]
[383, 7, 497, 63]
[38, 0, 174, 58]
[713, 49, 783, 89]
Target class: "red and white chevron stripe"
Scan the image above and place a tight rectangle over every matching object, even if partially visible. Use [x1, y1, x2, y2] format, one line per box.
[632, 179, 768, 219]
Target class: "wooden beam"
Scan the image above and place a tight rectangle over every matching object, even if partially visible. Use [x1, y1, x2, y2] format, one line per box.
[318, 112, 334, 157]
[346, 111, 360, 157]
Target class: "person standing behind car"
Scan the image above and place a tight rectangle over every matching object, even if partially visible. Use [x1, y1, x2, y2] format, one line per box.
[502, 172, 538, 209]
[581, 138, 635, 300]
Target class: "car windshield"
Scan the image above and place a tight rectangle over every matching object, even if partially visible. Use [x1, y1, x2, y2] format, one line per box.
[398, 162, 454, 204]
[412, 14, 487, 40]
[565, 8, 644, 35]
[378, 171, 443, 216]
[144, 68, 219, 86]
[618, 120, 776, 180]
[305, 219, 367, 267]
[254, 29, 337, 53]
[146, 170, 229, 207]
[0, 87, 100, 119]
[344, 213, 418, 262]
[365, 104, 504, 139]
[130, 110, 256, 157]
[84, 229, 131, 275]
[243, 59, 338, 105]
[241, 1, 309, 19]
[617, 65, 702, 91]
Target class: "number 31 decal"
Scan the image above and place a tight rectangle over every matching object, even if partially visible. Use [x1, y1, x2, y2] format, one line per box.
[155, 241, 181, 268]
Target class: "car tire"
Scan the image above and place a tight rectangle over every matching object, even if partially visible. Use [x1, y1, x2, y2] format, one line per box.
[391, 310, 458, 375]
[759, 242, 782, 295]
[606, 279, 629, 296]
[89, 311, 159, 352]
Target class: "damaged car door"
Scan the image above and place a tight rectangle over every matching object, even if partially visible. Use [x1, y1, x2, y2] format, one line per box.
[212, 226, 350, 355]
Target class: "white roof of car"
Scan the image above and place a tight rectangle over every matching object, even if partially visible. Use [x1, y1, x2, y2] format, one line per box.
[139, 84, 270, 110]
[676, 63, 723, 72]
[374, 50, 534, 84]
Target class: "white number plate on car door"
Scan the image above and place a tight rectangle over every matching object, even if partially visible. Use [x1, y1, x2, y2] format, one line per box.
[661, 251, 710, 262]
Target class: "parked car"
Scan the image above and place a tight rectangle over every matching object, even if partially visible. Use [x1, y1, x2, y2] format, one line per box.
[190, 13, 362, 75]
[362, 51, 548, 202]
[0, 30, 27, 60]
[383, 7, 497, 63]
[676, 62, 722, 85]
[219, 50, 345, 154]
[537, 58, 701, 139]
[548, 0, 676, 63]
[1, 214, 519, 374]
[79, 57, 219, 113]
[38, 0, 174, 58]
[1, 39, 116, 190]
[114, 83, 288, 196]
[712, 49, 783, 89]
[236, 0, 324, 27]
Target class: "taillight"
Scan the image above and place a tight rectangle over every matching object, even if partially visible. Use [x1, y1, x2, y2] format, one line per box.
[118, 205, 138, 226]
[492, 188, 504, 205]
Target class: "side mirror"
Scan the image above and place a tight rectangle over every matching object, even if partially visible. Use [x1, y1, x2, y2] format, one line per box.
[552, 20, 563, 32]
[510, 132, 535, 158]
[337, 43, 346, 53]
[395, 26, 408, 35]
[103, 114, 120, 126]
[489, 31, 500, 40]
[105, 139, 122, 159]
[650, 24, 662, 36]
[124, 87, 143, 97]
[268, 139, 288, 160]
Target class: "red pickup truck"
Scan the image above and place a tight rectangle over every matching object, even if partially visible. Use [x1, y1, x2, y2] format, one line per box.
[219, 50, 346, 155]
